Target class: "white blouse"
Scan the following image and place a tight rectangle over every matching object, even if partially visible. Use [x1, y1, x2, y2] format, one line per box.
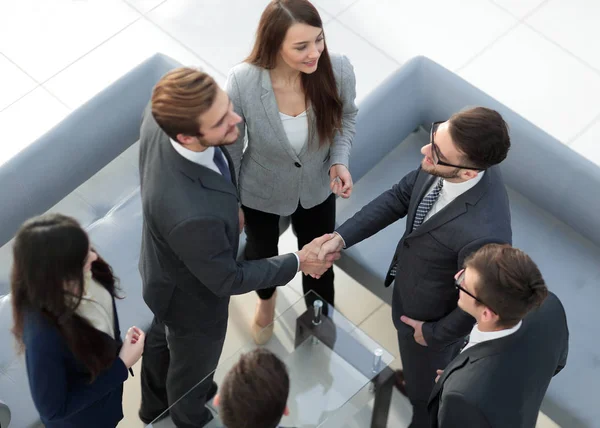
[75, 271, 116, 339]
[279, 111, 308, 155]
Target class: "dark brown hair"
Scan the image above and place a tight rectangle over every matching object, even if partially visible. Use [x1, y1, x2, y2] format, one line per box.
[465, 244, 548, 327]
[151, 68, 219, 141]
[11, 213, 121, 382]
[219, 348, 290, 428]
[246, 0, 342, 146]
[448, 107, 511, 169]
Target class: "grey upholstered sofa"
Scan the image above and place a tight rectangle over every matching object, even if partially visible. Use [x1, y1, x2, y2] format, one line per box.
[336, 56, 599, 428]
[0, 54, 184, 428]
[0, 53, 290, 428]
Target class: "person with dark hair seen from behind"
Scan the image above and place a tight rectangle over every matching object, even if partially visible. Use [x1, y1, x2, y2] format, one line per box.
[315, 107, 513, 427]
[11, 213, 145, 428]
[429, 244, 569, 428]
[227, 0, 358, 345]
[213, 349, 292, 428]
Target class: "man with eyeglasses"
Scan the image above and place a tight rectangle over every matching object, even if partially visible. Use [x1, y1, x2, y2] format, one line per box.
[429, 244, 568, 427]
[315, 107, 512, 427]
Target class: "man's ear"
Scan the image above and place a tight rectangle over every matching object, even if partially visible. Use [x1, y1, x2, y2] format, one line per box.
[283, 406, 290, 416]
[462, 169, 479, 180]
[176, 133, 197, 146]
[213, 394, 220, 406]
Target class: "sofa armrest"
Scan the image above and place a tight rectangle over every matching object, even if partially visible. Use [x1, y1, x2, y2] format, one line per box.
[0, 399, 10, 428]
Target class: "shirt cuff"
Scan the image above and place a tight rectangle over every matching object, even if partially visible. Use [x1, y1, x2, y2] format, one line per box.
[333, 231, 347, 249]
[293, 252, 301, 272]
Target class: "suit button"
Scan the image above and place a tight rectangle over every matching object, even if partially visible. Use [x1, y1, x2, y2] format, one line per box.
[403, 241, 410, 248]
[294, 162, 301, 168]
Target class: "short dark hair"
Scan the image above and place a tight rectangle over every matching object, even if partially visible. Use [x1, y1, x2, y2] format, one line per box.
[219, 349, 290, 428]
[448, 107, 510, 169]
[465, 244, 548, 327]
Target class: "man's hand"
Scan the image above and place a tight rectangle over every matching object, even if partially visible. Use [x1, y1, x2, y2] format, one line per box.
[317, 233, 344, 261]
[297, 234, 341, 277]
[401, 315, 428, 346]
[329, 164, 353, 198]
[435, 369, 444, 383]
[238, 207, 245, 235]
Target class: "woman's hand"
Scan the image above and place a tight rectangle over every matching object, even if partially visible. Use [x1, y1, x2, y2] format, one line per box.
[119, 326, 145, 368]
[329, 164, 353, 198]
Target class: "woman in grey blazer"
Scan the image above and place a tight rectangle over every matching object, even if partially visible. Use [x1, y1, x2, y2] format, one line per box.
[227, 0, 358, 344]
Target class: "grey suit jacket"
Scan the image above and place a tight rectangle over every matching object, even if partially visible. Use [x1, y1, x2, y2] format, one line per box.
[428, 292, 569, 428]
[226, 53, 358, 215]
[138, 104, 298, 333]
[336, 166, 512, 349]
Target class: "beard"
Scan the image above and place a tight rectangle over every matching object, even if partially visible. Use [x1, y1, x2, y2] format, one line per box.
[198, 125, 239, 149]
[421, 158, 461, 179]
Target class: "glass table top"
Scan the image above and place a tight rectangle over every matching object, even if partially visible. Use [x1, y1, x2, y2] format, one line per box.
[146, 291, 395, 428]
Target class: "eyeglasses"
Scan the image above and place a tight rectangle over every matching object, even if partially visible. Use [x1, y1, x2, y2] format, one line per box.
[455, 269, 497, 314]
[430, 122, 485, 171]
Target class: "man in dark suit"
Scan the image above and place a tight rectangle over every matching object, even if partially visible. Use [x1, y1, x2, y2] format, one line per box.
[316, 107, 512, 427]
[138, 68, 336, 427]
[429, 244, 569, 427]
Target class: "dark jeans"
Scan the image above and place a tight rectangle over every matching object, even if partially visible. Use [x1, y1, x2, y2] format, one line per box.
[243, 193, 336, 310]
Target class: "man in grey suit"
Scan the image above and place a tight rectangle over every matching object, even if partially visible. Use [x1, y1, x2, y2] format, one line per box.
[429, 244, 568, 427]
[317, 107, 512, 427]
[138, 68, 337, 427]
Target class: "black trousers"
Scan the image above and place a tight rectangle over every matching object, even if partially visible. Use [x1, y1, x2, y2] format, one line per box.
[397, 331, 462, 428]
[242, 193, 336, 310]
[140, 316, 225, 427]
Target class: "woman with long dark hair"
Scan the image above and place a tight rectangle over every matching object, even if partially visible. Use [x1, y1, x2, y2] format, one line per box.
[227, 0, 358, 344]
[11, 213, 145, 428]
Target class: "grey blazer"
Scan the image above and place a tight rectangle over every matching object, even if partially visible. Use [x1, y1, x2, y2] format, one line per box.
[336, 166, 512, 349]
[226, 53, 358, 215]
[138, 105, 298, 330]
[428, 292, 569, 428]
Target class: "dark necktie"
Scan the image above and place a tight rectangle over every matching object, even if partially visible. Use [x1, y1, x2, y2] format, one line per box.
[389, 178, 444, 277]
[213, 147, 232, 183]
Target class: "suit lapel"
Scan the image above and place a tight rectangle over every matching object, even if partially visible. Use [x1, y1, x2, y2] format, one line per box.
[406, 173, 436, 232]
[428, 353, 469, 406]
[261, 69, 301, 162]
[408, 169, 493, 239]
[221, 146, 238, 189]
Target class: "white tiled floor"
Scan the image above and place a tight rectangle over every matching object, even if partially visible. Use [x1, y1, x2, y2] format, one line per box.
[2, 0, 598, 426]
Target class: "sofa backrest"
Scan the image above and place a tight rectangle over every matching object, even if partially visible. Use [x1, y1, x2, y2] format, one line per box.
[0, 54, 182, 251]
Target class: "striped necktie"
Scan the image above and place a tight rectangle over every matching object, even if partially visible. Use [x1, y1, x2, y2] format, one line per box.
[389, 178, 444, 278]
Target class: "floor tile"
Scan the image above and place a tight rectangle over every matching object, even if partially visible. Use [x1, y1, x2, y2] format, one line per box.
[460, 23, 600, 143]
[312, 0, 358, 17]
[0, 54, 37, 111]
[526, 0, 600, 71]
[119, 359, 144, 428]
[44, 18, 220, 110]
[337, 0, 516, 71]
[0, 0, 140, 82]
[124, 0, 166, 14]
[323, 19, 400, 104]
[491, 0, 548, 18]
[356, 303, 399, 358]
[570, 119, 600, 166]
[146, 0, 332, 76]
[0, 87, 70, 166]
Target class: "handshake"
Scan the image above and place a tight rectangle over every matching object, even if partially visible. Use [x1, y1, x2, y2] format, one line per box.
[295, 233, 345, 277]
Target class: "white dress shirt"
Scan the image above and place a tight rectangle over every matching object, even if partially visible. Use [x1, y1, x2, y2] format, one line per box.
[170, 139, 300, 271]
[169, 138, 226, 173]
[423, 171, 485, 223]
[461, 320, 522, 353]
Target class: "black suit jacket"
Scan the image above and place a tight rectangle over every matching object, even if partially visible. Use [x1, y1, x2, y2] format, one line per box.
[337, 166, 512, 349]
[428, 292, 569, 428]
[138, 105, 298, 333]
